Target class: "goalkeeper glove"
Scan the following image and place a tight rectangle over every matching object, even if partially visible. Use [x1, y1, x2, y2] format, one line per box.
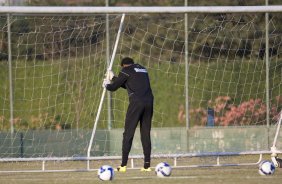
[105, 70, 115, 81]
[102, 78, 111, 88]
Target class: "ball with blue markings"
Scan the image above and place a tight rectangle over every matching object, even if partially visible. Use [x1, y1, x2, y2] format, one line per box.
[259, 160, 275, 176]
[97, 165, 114, 181]
[155, 162, 172, 177]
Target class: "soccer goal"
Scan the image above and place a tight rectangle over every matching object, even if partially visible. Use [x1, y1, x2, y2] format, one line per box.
[0, 6, 282, 172]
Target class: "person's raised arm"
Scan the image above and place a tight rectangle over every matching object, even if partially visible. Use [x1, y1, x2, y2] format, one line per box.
[105, 71, 128, 91]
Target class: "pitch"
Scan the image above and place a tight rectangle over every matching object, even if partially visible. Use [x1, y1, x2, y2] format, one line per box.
[0, 166, 282, 184]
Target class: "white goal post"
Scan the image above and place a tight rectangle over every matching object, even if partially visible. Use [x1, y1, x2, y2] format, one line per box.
[86, 13, 125, 170]
[0, 5, 282, 172]
[0, 6, 282, 14]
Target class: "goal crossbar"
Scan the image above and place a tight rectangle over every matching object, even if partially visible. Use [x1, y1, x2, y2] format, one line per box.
[0, 6, 282, 14]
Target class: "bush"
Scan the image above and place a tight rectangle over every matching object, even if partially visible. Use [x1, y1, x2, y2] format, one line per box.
[189, 95, 282, 126]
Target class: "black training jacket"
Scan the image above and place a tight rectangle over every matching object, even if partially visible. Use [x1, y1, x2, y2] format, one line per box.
[106, 63, 153, 102]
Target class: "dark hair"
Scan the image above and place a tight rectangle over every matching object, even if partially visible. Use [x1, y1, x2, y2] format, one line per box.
[120, 57, 134, 66]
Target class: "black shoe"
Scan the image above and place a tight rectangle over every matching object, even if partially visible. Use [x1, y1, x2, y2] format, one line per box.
[276, 157, 282, 168]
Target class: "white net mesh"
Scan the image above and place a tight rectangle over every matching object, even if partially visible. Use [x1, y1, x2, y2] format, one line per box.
[0, 12, 281, 162]
[0, 15, 123, 157]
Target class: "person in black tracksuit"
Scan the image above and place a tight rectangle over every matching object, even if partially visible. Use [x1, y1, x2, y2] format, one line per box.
[104, 57, 154, 170]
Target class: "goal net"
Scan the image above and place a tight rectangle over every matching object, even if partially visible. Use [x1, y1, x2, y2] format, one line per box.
[0, 7, 281, 171]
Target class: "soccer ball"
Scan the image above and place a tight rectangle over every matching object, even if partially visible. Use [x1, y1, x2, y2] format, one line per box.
[97, 165, 114, 181]
[258, 160, 275, 176]
[155, 162, 172, 177]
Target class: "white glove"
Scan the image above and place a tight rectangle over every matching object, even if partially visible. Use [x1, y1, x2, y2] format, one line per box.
[102, 78, 111, 88]
[105, 70, 115, 81]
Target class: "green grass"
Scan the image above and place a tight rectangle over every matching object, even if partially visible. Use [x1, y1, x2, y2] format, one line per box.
[0, 58, 281, 130]
[0, 166, 281, 184]
[0, 155, 281, 183]
[0, 154, 281, 184]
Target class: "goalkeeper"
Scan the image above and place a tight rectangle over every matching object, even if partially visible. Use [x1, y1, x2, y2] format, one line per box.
[103, 57, 154, 172]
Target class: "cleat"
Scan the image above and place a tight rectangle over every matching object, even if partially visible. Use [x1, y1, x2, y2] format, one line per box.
[140, 167, 152, 172]
[276, 157, 282, 168]
[271, 156, 282, 168]
[115, 166, 127, 172]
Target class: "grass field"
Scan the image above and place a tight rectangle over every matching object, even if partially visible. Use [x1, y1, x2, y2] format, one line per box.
[0, 166, 282, 184]
[1, 155, 282, 184]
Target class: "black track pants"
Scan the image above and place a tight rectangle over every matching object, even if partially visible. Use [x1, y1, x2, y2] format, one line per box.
[121, 100, 153, 166]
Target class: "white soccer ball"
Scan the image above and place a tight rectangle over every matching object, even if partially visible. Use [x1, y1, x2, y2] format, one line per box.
[97, 165, 114, 181]
[258, 160, 275, 176]
[155, 162, 172, 177]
